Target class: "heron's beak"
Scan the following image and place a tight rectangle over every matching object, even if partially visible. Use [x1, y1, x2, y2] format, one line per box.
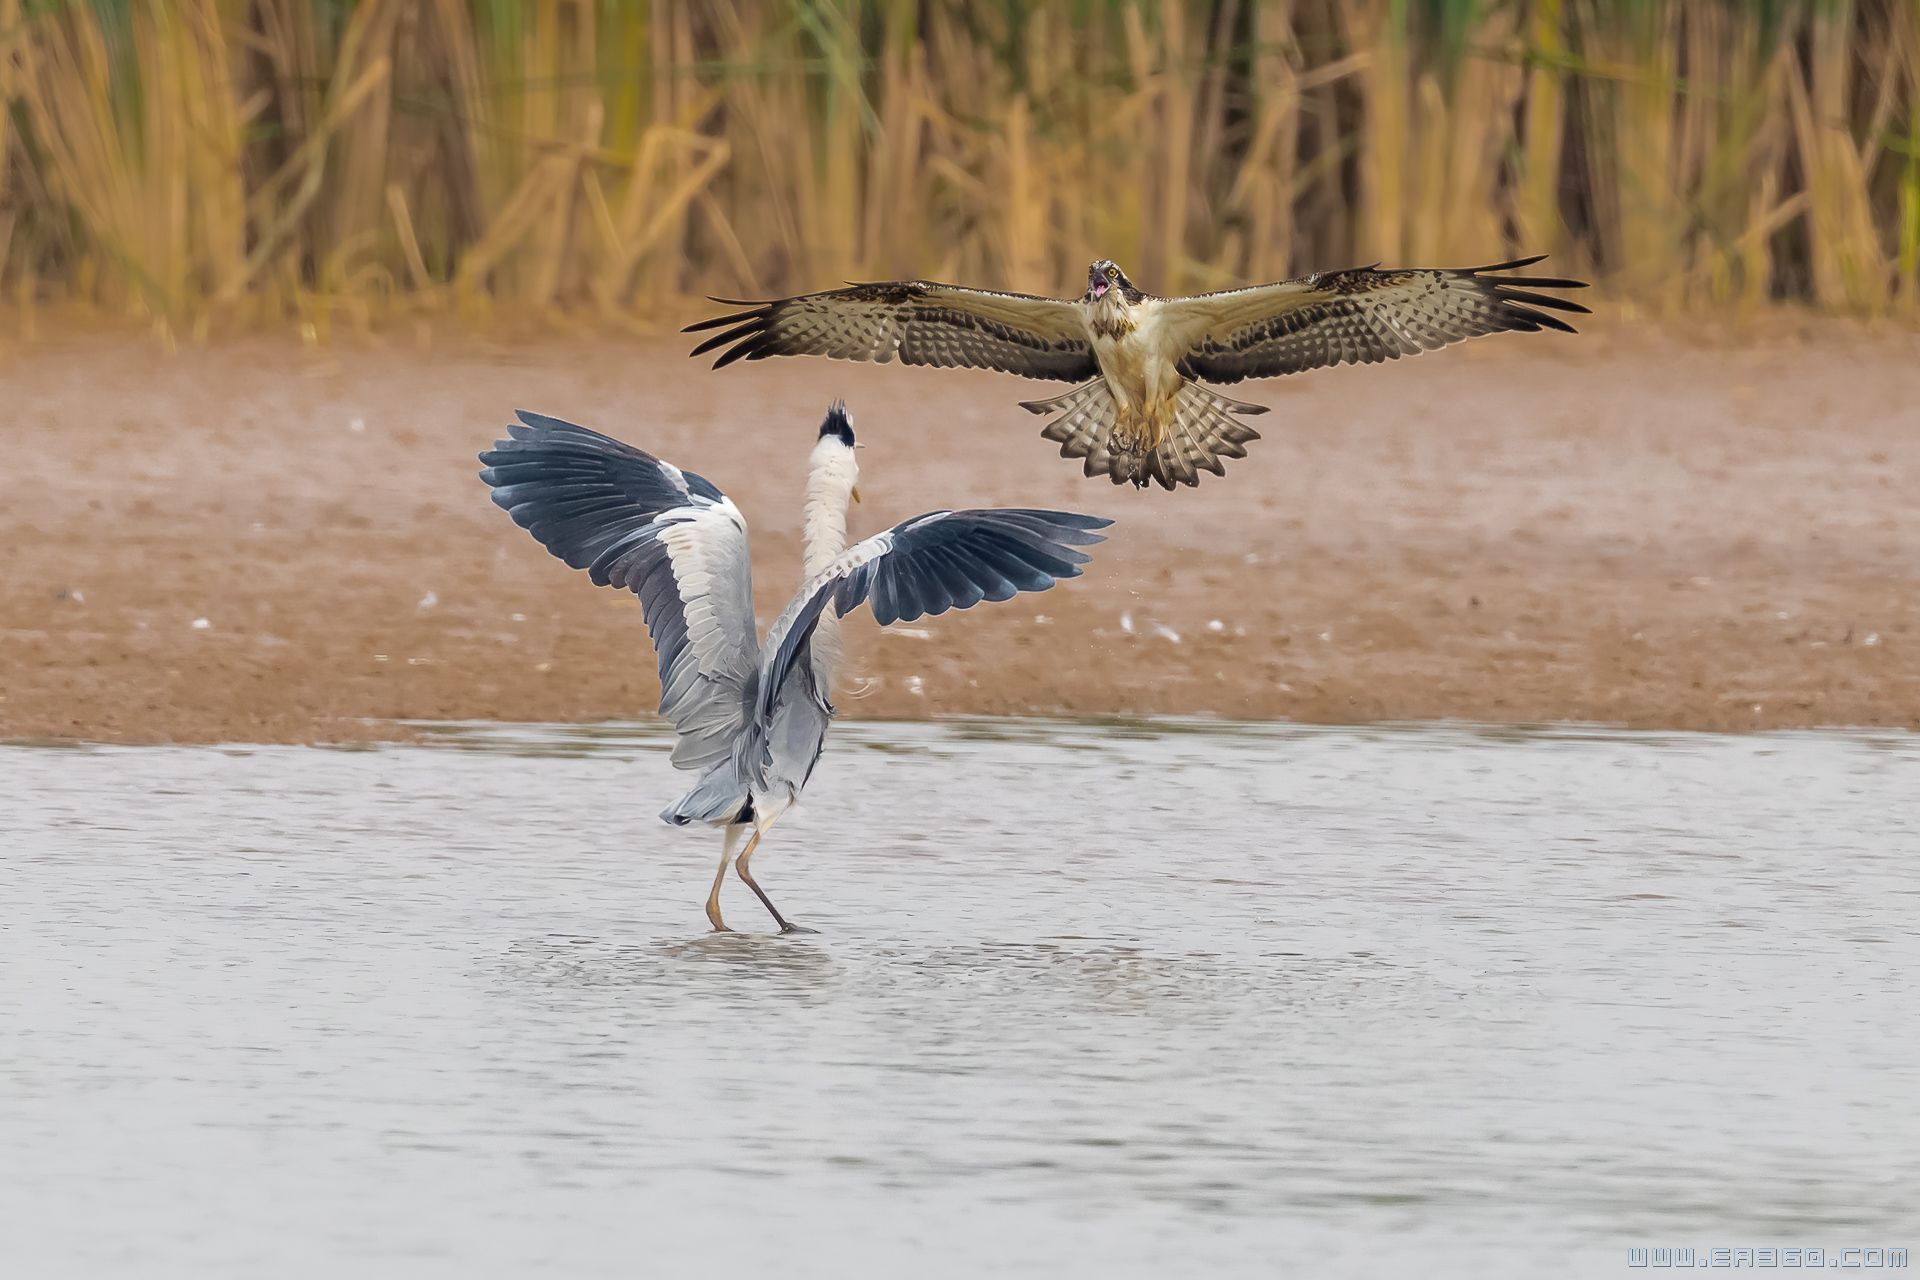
[851, 485, 862, 504]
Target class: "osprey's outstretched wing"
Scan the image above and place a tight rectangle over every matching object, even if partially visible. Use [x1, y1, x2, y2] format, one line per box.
[757, 509, 1111, 721]
[479, 411, 760, 771]
[685, 281, 1098, 383]
[1162, 256, 1589, 385]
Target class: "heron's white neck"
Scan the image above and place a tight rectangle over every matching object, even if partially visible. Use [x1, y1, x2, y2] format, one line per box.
[803, 437, 858, 575]
[801, 437, 859, 687]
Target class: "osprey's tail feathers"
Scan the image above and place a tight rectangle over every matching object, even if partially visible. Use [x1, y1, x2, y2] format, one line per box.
[1024, 380, 1127, 481]
[660, 756, 750, 827]
[1157, 382, 1267, 490]
[1023, 379, 1266, 491]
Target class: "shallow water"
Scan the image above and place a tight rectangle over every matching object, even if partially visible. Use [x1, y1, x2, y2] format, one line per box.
[4, 720, 1917, 1278]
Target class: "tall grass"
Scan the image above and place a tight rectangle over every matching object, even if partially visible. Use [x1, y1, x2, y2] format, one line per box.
[1, 0, 1915, 328]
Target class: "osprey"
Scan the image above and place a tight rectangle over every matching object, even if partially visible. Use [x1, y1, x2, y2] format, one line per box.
[686, 256, 1589, 491]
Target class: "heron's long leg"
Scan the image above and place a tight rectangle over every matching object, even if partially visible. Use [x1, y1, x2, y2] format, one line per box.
[736, 820, 816, 935]
[706, 825, 747, 933]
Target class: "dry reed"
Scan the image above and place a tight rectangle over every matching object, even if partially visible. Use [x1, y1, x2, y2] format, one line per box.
[0, 0, 1915, 328]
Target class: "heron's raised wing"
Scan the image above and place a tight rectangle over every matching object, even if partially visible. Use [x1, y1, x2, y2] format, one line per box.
[479, 411, 759, 770]
[1161, 256, 1589, 385]
[685, 281, 1098, 383]
[758, 509, 1111, 721]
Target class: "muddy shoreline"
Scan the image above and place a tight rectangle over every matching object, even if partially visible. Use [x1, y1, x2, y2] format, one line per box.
[1, 316, 1915, 744]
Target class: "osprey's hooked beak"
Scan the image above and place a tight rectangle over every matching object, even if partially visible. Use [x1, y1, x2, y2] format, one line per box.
[1089, 270, 1110, 300]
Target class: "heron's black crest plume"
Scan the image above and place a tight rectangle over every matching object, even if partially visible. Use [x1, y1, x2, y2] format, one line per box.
[818, 401, 855, 446]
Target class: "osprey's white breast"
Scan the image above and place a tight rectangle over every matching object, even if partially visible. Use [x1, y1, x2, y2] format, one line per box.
[1084, 297, 1176, 408]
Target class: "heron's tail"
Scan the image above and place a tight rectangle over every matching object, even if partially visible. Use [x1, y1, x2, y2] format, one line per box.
[1022, 379, 1266, 491]
[660, 757, 750, 827]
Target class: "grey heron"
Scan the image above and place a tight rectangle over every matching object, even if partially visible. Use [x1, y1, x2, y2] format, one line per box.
[479, 405, 1111, 933]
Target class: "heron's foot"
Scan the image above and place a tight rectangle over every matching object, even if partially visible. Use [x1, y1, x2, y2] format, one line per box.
[708, 921, 736, 934]
[778, 922, 820, 936]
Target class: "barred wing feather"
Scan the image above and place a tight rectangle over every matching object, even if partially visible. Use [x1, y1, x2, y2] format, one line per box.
[686, 281, 1098, 382]
[1166, 256, 1590, 384]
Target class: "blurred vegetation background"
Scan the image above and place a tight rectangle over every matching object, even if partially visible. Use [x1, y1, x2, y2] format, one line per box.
[0, 0, 1915, 333]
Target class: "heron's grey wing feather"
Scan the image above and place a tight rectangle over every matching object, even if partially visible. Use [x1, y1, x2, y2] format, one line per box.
[1161, 256, 1590, 385]
[757, 509, 1111, 724]
[684, 281, 1098, 382]
[479, 411, 758, 769]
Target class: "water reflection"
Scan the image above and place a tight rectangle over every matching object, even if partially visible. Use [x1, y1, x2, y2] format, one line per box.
[501, 933, 840, 1001]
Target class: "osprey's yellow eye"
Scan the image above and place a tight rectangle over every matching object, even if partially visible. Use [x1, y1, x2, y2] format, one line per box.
[1106, 267, 1119, 281]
